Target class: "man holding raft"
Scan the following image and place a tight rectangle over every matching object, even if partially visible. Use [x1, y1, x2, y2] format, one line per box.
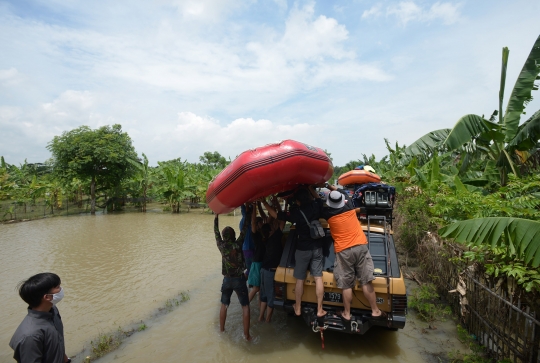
[214, 206, 252, 341]
[264, 186, 327, 320]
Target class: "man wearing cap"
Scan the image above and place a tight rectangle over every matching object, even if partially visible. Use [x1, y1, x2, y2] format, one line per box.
[319, 183, 384, 326]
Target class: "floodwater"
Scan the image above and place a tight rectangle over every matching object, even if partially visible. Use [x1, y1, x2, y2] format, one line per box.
[1, 213, 466, 363]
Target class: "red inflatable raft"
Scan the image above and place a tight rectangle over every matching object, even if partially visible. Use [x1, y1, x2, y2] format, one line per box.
[338, 169, 381, 186]
[206, 140, 333, 214]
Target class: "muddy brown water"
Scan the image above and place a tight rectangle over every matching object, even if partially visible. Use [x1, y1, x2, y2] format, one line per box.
[1, 213, 467, 363]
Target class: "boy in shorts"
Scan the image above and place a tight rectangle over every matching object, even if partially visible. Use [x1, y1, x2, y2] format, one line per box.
[214, 211, 251, 341]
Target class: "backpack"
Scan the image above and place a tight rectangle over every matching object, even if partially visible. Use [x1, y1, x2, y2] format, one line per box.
[299, 210, 325, 239]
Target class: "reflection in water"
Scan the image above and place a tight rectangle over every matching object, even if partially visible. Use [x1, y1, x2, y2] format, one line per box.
[1, 213, 461, 363]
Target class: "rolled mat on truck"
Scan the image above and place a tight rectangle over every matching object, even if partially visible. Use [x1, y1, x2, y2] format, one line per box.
[206, 140, 334, 214]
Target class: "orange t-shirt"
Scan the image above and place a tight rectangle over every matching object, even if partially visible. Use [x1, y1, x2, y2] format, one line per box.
[326, 209, 367, 253]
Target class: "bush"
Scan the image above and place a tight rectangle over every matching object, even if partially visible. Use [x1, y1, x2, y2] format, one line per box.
[408, 283, 451, 322]
[395, 189, 434, 252]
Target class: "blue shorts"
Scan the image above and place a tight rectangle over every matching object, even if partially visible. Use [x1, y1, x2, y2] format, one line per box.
[260, 268, 276, 308]
[220, 276, 249, 306]
[247, 261, 262, 287]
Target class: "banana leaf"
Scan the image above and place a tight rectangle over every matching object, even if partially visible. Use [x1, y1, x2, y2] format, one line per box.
[404, 129, 450, 157]
[507, 109, 540, 151]
[499, 47, 509, 123]
[443, 115, 497, 150]
[453, 174, 468, 193]
[439, 217, 540, 267]
[430, 151, 441, 184]
[503, 34, 540, 142]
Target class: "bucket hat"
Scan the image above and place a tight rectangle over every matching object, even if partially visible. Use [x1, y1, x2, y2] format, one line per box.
[326, 190, 346, 209]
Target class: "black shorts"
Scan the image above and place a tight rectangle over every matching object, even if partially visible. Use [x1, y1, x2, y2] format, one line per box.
[220, 276, 249, 306]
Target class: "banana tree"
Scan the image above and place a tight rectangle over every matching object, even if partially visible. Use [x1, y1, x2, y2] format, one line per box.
[154, 160, 195, 213]
[439, 217, 540, 267]
[441, 35, 540, 186]
[128, 153, 153, 212]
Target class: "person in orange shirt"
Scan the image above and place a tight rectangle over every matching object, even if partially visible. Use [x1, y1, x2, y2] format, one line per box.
[319, 183, 385, 329]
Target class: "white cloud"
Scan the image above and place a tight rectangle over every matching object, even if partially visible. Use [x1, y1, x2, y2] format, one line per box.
[428, 2, 461, 25]
[42, 90, 95, 115]
[50, 2, 388, 111]
[146, 112, 319, 162]
[164, 0, 243, 22]
[0, 67, 22, 86]
[280, 3, 351, 61]
[0, 67, 18, 80]
[362, 4, 383, 19]
[387, 1, 462, 26]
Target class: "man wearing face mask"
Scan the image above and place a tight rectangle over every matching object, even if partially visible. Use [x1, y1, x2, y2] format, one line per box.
[9, 272, 71, 363]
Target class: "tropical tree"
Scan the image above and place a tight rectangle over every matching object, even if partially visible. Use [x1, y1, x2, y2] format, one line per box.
[128, 153, 153, 212]
[199, 151, 229, 169]
[154, 159, 195, 213]
[47, 124, 138, 215]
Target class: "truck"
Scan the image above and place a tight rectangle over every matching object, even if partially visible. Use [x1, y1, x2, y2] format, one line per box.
[272, 182, 407, 335]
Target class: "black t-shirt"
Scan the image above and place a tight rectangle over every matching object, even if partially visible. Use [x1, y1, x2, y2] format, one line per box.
[262, 229, 284, 270]
[277, 199, 323, 251]
[252, 231, 266, 262]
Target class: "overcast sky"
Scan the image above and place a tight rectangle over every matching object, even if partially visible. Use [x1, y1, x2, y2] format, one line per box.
[1, 0, 539, 167]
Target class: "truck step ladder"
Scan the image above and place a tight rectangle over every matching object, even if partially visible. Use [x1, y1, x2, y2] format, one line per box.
[367, 215, 392, 314]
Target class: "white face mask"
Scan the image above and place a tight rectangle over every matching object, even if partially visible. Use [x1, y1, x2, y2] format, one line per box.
[48, 287, 64, 305]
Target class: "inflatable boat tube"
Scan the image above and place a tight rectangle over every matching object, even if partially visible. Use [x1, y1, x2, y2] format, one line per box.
[338, 170, 381, 186]
[206, 140, 333, 214]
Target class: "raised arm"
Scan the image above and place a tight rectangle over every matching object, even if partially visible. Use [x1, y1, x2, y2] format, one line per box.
[238, 208, 250, 242]
[275, 198, 286, 231]
[261, 198, 278, 219]
[257, 201, 268, 223]
[214, 215, 224, 251]
[308, 185, 320, 199]
[325, 182, 337, 191]
[251, 203, 257, 233]
[270, 195, 282, 213]
[240, 204, 247, 229]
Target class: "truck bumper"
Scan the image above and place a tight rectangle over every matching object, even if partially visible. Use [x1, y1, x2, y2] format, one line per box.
[275, 300, 406, 334]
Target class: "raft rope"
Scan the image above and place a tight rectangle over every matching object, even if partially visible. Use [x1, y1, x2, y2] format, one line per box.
[312, 321, 328, 349]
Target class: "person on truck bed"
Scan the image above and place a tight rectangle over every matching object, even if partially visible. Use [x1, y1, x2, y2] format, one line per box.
[319, 183, 385, 328]
[214, 207, 252, 341]
[259, 196, 286, 322]
[264, 186, 326, 319]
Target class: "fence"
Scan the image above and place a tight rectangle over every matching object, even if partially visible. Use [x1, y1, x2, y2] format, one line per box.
[0, 197, 163, 222]
[418, 238, 540, 363]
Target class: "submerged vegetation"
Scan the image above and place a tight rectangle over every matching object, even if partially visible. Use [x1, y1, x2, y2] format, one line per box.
[82, 291, 190, 362]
